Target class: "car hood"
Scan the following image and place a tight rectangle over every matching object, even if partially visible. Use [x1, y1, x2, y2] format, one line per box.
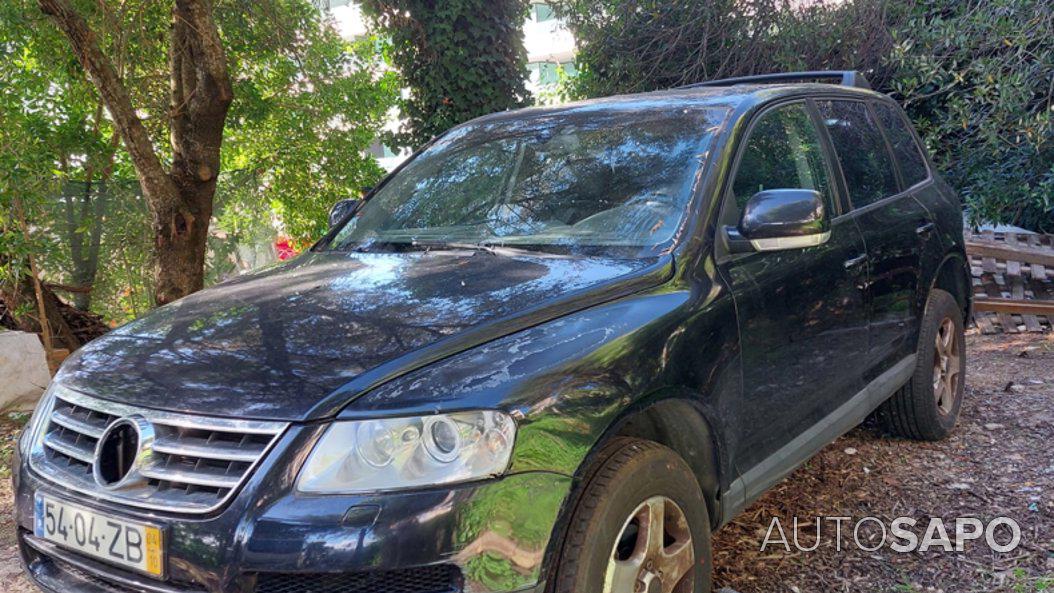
[56, 250, 668, 421]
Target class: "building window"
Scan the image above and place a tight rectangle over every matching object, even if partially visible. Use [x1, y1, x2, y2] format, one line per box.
[529, 61, 575, 85]
[530, 2, 556, 22]
[527, 62, 557, 85]
[367, 140, 400, 159]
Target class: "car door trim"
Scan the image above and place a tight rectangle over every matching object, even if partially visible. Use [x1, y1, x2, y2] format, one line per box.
[718, 354, 916, 526]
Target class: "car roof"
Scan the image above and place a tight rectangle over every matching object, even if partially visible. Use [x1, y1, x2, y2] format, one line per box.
[467, 82, 890, 128]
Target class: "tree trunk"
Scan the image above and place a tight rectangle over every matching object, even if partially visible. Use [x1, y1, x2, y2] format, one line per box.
[153, 185, 214, 304]
[77, 176, 109, 310]
[39, 0, 233, 306]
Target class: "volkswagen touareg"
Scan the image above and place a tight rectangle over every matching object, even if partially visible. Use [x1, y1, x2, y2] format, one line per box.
[15, 71, 970, 593]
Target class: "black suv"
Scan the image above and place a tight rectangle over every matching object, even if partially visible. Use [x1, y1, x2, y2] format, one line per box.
[15, 71, 969, 593]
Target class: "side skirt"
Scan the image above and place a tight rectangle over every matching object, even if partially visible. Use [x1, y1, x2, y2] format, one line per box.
[718, 355, 916, 526]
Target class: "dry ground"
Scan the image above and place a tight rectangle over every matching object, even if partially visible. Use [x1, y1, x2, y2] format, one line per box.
[1, 332, 1051, 593]
[713, 332, 1054, 593]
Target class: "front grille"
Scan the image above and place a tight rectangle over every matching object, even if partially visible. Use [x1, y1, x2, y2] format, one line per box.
[255, 566, 463, 593]
[29, 385, 288, 513]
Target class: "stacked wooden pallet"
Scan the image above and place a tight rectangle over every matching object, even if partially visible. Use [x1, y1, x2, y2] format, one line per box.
[967, 230, 1054, 334]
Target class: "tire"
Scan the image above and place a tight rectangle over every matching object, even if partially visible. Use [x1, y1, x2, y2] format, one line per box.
[549, 437, 712, 593]
[879, 288, 965, 440]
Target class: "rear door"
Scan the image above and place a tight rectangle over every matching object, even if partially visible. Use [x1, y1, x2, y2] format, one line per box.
[815, 99, 933, 381]
[871, 100, 950, 308]
[715, 101, 869, 482]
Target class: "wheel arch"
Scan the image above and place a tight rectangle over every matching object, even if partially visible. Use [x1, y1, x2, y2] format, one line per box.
[610, 399, 723, 528]
[538, 396, 726, 591]
[593, 397, 726, 531]
[928, 249, 972, 322]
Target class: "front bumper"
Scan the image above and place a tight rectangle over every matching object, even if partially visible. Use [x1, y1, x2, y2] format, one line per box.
[14, 424, 570, 593]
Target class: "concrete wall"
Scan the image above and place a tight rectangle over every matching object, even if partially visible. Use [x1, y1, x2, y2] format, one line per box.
[0, 331, 51, 411]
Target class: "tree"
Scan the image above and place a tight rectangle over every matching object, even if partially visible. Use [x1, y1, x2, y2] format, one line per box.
[220, 5, 399, 242]
[7, 0, 397, 318]
[361, 0, 532, 149]
[37, 0, 232, 305]
[0, 6, 79, 351]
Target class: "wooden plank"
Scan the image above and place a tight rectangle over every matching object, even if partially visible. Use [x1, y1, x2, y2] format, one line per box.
[1027, 234, 1047, 280]
[965, 240, 1054, 268]
[973, 298, 1054, 316]
[1029, 278, 1054, 329]
[1016, 280, 1043, 332]
[987, 273, 1018, 332]
[973, 311, 997, 334]
[1004, 233, 1023, 277]
[980, 230, 998, 273]
[1005, 234, 1041, 331]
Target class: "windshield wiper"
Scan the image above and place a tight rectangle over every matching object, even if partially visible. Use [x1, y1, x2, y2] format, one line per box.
[439, 242, 499, 254]
[416, 241, 564, 257]
[460, 242, 569, 257]
[347, 239, 563, 257]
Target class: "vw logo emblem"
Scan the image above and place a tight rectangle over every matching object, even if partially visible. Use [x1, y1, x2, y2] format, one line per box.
[93, 416, 155, 490]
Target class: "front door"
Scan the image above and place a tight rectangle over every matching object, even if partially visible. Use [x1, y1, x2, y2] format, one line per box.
[715, 102, 869, 496]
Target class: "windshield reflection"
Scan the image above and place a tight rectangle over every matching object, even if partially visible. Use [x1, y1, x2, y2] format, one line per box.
[328, 107, 728, 256]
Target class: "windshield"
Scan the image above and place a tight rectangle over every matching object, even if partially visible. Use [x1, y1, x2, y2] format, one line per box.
[326, 107, 728, 256]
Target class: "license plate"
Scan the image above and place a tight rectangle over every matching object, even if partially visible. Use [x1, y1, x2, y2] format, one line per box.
[34, 494, 165, 578]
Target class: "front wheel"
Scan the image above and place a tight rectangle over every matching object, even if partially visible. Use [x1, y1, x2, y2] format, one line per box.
[549, 438, 712, 593]
[879, 288, 966, 440]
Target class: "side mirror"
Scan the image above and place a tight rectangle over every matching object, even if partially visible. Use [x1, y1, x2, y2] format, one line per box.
[726, 189, 830, 253]
[328, 198, 361, 230]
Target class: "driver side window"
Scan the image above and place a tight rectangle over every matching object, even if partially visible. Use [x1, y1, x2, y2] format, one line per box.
[724, 103, 833, 226]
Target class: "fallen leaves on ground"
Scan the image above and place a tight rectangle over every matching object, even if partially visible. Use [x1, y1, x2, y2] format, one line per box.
[713, 332, 1054, 593]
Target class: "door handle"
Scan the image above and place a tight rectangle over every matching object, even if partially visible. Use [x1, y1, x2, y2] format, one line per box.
[916, 221, 936, 235]
[844, 253, 867, 269]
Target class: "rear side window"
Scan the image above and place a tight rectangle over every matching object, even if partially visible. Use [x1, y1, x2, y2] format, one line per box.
[729, 102, 833, 217]
[872, 102, 929, 187]
[816, 100, 899, 208]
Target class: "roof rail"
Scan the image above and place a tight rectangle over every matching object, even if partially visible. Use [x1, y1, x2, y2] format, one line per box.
[679, 71, 872, 90]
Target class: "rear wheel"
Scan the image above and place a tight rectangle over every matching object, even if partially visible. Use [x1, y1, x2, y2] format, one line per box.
[880, 288, 965, 440]
[549, 438, 712, 593]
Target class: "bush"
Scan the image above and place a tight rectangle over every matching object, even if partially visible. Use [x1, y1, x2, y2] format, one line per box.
[551, 0, 898, 97]
[887, 0, 1053, 232]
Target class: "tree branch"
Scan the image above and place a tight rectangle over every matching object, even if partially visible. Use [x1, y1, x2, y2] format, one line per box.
[38, 0, 178, 217]
[175, 0, 232, 104]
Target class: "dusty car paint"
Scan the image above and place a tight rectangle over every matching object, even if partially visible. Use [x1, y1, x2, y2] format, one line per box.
[55, 252, 662, 420]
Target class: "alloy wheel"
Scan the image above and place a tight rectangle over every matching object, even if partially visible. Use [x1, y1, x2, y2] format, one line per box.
[932, 317, 961, 415]
[603, 496, 695, 593]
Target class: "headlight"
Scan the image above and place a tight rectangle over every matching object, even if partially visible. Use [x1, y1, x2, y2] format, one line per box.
[297, 410, 516, 494]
